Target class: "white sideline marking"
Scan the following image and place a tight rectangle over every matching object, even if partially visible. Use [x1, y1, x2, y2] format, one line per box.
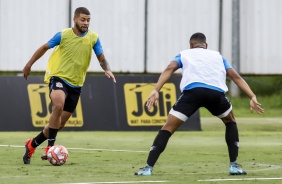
[158, 162, 282, 175]
[68, 147, 147, 153]
[62, 181, 168, 184]
[0, 144, 147, 153]
[246, 162, 282, 172]
[198, 178, 282, 182]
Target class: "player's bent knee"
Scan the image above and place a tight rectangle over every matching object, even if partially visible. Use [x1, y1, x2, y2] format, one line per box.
[169, 108, 188, 122]
[217, 105, 233, 119]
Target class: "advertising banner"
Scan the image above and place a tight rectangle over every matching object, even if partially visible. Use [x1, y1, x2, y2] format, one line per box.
[0, 75, 201, 131]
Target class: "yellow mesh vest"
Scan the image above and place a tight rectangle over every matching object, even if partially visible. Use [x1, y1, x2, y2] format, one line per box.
[44, 28, 98, 86]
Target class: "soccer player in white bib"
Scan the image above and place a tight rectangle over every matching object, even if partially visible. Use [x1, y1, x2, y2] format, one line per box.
[135, 32, 264, 176]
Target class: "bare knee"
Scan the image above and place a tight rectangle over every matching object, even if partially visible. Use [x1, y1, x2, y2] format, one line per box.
[161, 114, 184, 134]
[52, 103, 64, 115]
[221, 111, 236, 123]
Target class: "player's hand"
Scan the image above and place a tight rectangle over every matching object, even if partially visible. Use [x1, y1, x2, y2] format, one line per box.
[146, 89, 159, 110]
[23, 65, 31, 80]
[250, 96, 264, 114]
[105, 70, 116, 83]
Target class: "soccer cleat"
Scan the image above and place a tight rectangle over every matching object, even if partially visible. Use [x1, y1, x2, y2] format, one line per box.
[229, 162, 247, 175]
[134, 165, 153, 176]
[41, 146, 51, 160]
[23, 139, 36, 164]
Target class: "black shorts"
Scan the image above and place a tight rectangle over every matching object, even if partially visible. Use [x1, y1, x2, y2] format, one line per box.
[49, 76, 81, 113]
[170, 88, 232, 121]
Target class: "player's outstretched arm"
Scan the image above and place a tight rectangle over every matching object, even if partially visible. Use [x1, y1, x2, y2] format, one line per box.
[146, 61, 178, 110]
[23, 43, 50, 80]
[97, 54, 116, 83]
[227, 68, 264, 114]
[146, 89, 159, 110]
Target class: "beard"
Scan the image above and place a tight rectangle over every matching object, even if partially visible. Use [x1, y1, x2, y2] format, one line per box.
[75, 23, 88, 34]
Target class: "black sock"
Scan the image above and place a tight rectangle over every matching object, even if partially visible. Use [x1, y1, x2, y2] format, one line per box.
[31, 131, 47, 148]
[147, 130, 172, 167]
[225, 122, 239, 162]
[48, 128, 59, 147]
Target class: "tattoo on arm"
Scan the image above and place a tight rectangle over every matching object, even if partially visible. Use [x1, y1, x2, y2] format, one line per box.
[100, 59, 110, 71]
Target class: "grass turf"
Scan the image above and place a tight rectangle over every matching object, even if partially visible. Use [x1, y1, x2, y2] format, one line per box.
[0, 118, 282, 184]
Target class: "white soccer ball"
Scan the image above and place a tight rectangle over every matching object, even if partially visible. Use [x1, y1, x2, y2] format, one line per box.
[47, 145, 69, 166]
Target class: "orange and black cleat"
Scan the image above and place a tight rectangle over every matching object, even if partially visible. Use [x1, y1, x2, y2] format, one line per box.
[41, 146, 51, 160]
[23, 139, 36, 164]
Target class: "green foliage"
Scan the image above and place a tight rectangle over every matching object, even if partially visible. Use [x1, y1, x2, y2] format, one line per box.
[200, 94, 281, 117]
[0, 123, 282, 184]
[205, 75, 282, 118]
[241, 75, 282, 96]
[227, 94, 281, 117]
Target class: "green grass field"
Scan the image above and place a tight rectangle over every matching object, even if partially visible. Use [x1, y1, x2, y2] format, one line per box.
[0, 118, 282, 184]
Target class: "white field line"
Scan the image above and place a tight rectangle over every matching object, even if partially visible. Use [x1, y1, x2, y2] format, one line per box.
[151, 162, 282, 175]
[0, 175, 168, 183]
[198, 178, 282, 182]
[0, 144, 147, 153]
[61, 181, 168, 184]
[246, 162, 282, 172]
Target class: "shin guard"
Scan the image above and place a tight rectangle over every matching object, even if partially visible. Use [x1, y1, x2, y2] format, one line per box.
[147, 130, 172, 167]
[225, 122, 239, 162]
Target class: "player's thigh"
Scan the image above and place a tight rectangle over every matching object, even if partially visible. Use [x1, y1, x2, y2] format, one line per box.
[63, 87, 81, 113]
[204, 91, 232, 119]
[172, 89, 202, 118]
[59, 92, 80, 129]
[50, 90, 66, 107]
[165, 89, 202, 133]
[49, 77, 67, 108]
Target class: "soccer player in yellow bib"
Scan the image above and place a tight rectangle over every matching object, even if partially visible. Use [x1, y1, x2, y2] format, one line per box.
[22, 7, 116, 164]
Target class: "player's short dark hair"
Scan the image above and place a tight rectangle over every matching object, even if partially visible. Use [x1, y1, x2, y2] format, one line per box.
[190, 32, 206, 44]
[74, 7, 90, 17]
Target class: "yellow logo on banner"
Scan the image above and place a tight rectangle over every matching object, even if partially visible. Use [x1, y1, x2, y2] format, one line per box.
[27, 84, 83, 127]
[124, 83, 177, 126]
